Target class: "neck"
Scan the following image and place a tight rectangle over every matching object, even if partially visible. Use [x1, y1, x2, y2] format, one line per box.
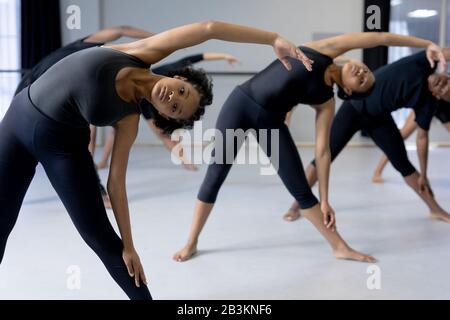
[325, 63, 344, 88]
[129, 69, 163, 103]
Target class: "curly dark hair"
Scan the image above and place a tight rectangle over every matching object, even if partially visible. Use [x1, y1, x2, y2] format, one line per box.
[140, 67, 213, 135]
[337, 83, 376, 101]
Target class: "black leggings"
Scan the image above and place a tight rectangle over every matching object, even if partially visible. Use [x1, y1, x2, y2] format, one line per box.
[198, 86, 318, 210]
[0, 89, 152, 300]
[312, 101, 416, 177]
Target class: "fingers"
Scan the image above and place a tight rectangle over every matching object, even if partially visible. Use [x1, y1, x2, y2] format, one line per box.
[280, 58, 292, 71]
[323, 212, 328, 226]
[326, 213, 336, 231]
[133, 261, 141, 287]
[439, 52, 448, 71]
[125, 260, 134, 277]
[140, 265, 148, 285]
[296, 48, 314, 71]
[427, 54, 436, 69]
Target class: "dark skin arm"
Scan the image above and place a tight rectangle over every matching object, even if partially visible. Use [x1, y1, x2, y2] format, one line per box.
[107, 20, 313, 70]
[107, 114, 147, 288]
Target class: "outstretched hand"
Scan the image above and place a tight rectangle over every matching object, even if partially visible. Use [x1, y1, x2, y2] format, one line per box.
[223, 54, 240, 66]
[426, 43, 448, 71]
[273, 36, 314, 71]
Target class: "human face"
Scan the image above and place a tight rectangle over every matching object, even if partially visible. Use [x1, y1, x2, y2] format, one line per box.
[150, 76, 201, 120]
[341, 60, 375, 96]
[428, 74, 450, 101]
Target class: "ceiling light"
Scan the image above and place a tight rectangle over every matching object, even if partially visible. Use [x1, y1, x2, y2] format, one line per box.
[407, 9, 438, 18]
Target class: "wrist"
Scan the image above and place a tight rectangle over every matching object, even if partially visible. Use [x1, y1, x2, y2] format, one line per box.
[270, 33, 280, 46]
[123, 240, 135, 251]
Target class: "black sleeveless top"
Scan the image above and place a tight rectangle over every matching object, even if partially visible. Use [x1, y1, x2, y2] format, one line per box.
[240, 46, 334, 112]
[29, 46, 151, 127]
[15, 37, 104, 95]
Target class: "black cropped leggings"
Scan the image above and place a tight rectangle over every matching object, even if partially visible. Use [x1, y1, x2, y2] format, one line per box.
[311, 101, 416, 177]
[0, 89, 152, 300]
[198, 86, 319, 210]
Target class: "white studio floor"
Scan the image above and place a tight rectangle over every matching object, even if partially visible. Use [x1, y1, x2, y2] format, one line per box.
[0, 145, 449, 300]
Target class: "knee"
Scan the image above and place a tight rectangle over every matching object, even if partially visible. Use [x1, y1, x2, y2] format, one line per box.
[391, 159, 416, 177]
[297, 194, 319, 210]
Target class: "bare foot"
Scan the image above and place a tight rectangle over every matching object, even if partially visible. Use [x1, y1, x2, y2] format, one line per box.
[372, 173, 384, 184]
[103, 194, 112, 209]
[283, 209, 301, 222]
[430, 211, 450, 223]
[173, 244, 198, 262]
[97, 161, 109, 170]
[333, 245, 377, 263]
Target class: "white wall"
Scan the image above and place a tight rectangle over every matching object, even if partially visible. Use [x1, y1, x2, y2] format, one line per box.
[59, 0, 101, 43]
[98, 0, 367, 145]
[58, 0, 450, 146]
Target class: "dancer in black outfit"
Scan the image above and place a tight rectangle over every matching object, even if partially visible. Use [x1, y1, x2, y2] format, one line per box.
[284, 50, 450, 224]
[174, 32, 446, 263]
[372, 69, 450, 183]
[96, 52, 239, 172]
[0, 20, 312, 299]
[14, 26, 155, 208]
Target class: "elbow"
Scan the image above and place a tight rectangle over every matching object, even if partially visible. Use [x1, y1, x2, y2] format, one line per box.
[315, 147, 331, 162]
[203, 20, 219, 38]
[417, 129, 428, 141]
[106, 181, 115, 196]
[378, 32, 390, 46]
[107, 178, 124, 196]
[416, 128, 429, 145]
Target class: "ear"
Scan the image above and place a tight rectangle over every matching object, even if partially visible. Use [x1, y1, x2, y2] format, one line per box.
[174, 75, 188, 81]
[344, 87, 353, 97]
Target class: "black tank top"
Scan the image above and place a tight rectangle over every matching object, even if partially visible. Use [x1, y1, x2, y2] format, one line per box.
[29, 46, 150, 127]
[16, 37, 103, 95]
[240, 46, 334, 112]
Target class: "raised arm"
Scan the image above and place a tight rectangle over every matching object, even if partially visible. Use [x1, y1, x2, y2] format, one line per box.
[313, 99, 336, 231]
[308, 32, 447, 69]
[116, 20, 313, 70]
[108, 114, 147, 288]
[84, 26, 155, 43]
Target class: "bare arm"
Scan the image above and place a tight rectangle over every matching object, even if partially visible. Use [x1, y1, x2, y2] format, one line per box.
[313, 98, 336, 231]
[113, 20, 313, 70]
[84, 26, 155, 43]
[308, 32, 446, 68]
[203, 52, 240, 65]
[108, 114, 147, 287]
